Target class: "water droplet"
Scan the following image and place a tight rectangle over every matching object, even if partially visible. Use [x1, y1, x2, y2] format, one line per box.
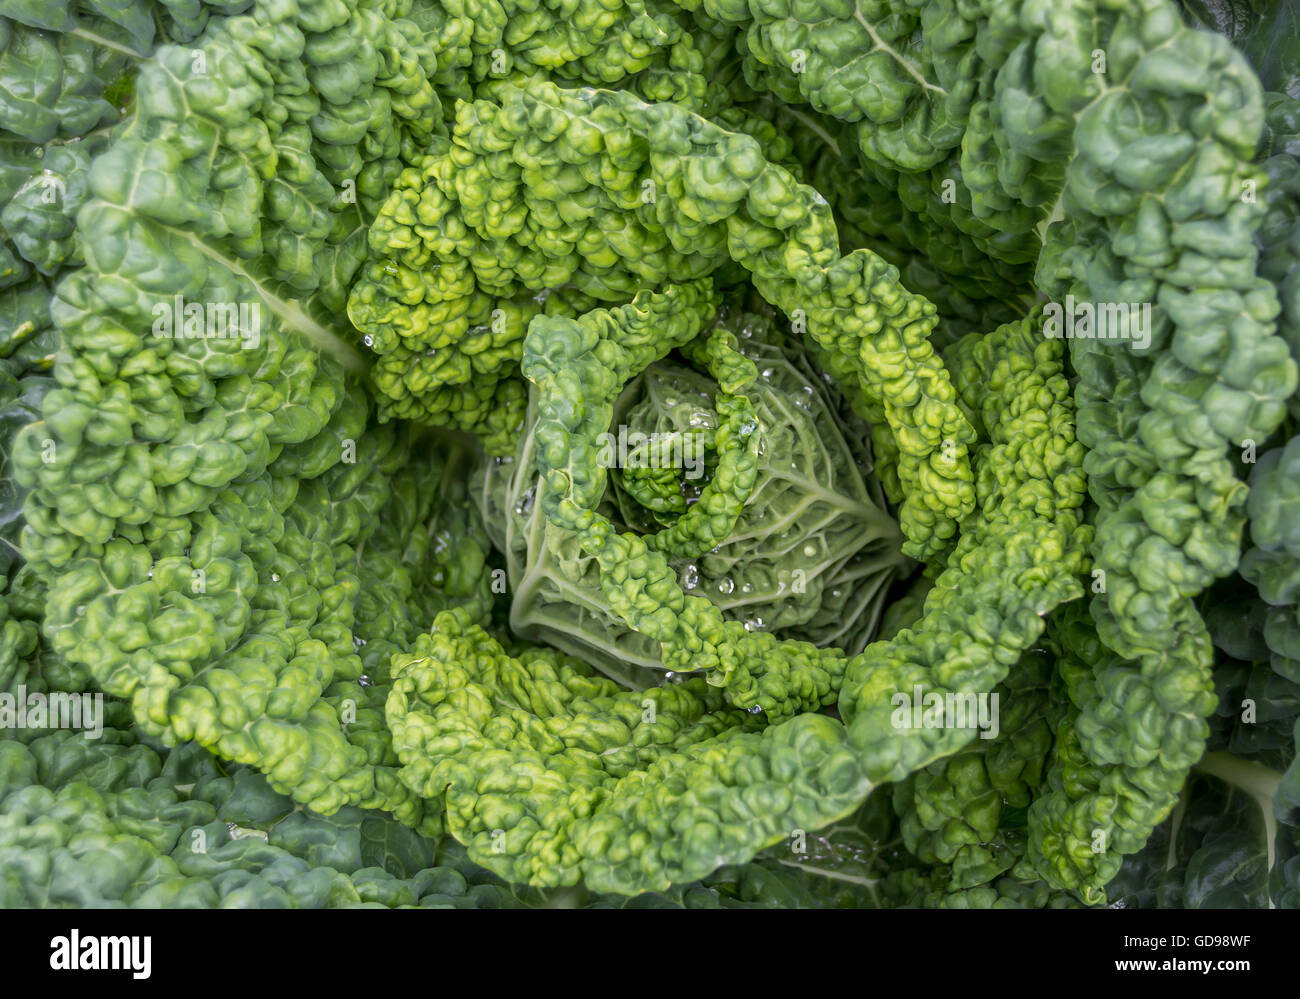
[515, 486, 535, 516]
[364, 334, 374, 348]
[717, 577, 735, 595]
[358, 673, 373, 687]
[743, 616, 765, 632]
[681, 564, 699, 589]
[803, 542, 818, 558]
[353, 636, 368, 650]
[760, 367, 774, 379]
[271, 572, 280, 582]
[740, 582, 753, 594]
[748, 704, 764, 714]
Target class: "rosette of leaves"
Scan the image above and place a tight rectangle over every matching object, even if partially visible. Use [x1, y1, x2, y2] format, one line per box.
[474, 304, 911, 686]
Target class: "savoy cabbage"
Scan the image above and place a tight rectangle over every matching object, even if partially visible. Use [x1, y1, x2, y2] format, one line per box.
[0, 0, 1296, 910]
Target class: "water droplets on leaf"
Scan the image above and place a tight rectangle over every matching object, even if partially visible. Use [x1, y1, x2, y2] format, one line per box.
[717, 577, 735, 595]
[432, 529, 451, 557]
